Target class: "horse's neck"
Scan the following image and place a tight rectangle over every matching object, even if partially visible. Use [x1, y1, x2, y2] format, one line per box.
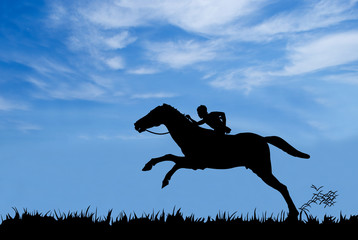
[164, 115, 190, 135]
[164, 114, 194, 150]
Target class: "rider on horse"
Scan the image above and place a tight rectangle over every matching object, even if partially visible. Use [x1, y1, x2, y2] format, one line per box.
[186, 105, 231, 135]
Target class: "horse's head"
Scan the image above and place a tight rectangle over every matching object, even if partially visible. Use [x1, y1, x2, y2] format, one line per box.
[134, 104, 169, 133]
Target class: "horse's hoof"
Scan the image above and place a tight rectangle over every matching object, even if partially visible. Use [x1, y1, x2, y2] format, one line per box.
[142, 164, 152, 171]
[286, 212, 299, 222]
[162, 180, 169, 188]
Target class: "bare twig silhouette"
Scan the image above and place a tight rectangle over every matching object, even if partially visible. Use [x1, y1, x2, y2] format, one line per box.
[299, 185, 338, 221]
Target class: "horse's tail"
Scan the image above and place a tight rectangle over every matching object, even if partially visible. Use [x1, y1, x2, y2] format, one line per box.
[265, 136, 310, 159]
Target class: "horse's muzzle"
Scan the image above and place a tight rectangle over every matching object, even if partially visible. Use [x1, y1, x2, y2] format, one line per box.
[134, 122, 145, 133]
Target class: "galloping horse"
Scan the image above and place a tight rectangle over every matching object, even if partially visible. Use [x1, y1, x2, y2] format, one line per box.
[134, 104, 310, 219]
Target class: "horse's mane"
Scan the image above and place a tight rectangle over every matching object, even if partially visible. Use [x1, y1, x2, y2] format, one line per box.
[161, 104, 190, 123]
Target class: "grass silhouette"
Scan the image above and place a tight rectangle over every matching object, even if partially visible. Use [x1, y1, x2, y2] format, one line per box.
[1, 207, 358, 238]
[1, 207, 358, 228]
[0, 186, 355, 235]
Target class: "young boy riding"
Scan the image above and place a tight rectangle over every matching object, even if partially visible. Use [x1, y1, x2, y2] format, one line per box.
[186, 105, 231, 135]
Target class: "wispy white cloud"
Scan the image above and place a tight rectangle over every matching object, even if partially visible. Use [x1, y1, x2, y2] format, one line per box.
[29, 57, 74, 75]
[88, 75, 116, 88]
[324, 72, 358, 85]
[282, 31, 358, 75]
[55, 0, 358, 45]
[2, 47, 124, 102]
[42, 0, 358, 128]
[48, 0, 268, 72]
[67, 28, 136, 55]
[0, 97, 28, 111]
[46, 0, 358, 84]
[78, 133, 158, 141]
[104, 56, 125, 70]
[147, 40, 220, 69]
[79, 0, 152, 28]
[131, 92, 177, 99]
[1, 53, 73, 76]
[26, 77, 107, 101]
[47, 0, 358, 73]
[151, 0, 265, 35]
[47, 82, 106, 101]
[209, 68, 273, 93]
[247, 0, 358, 41]
[0, 119, 41, 133]
[66, 29, 132, 71]
[80, 0, 265, 35]
[15, 121, 42, 133]
[209, 30, 358, 93]
[301, 83, 358, 140]
[103, 31, 137, 49]
[127, 67, 159, 75]
[48, 2, 136, 71]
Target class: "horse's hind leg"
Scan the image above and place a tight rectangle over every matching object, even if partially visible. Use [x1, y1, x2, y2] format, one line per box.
[257, 172, 299, 220]
[142, 154, 184, 171]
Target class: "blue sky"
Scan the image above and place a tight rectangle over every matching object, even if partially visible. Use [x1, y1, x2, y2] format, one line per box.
[1, 0, 358, 219]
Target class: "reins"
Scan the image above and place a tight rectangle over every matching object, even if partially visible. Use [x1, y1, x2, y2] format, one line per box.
[145, 129, 170, 135]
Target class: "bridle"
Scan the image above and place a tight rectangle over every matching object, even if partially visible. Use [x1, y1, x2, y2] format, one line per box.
[144, 111, 189, 135]
[145, 129, 170, 135]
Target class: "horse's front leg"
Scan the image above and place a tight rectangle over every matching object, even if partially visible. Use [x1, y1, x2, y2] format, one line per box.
[142, 154, 184, 171]
[162, 164, 181, 188]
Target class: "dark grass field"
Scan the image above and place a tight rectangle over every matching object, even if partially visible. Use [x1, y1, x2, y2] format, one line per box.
[0, 187, 351, 236]
[1, 207, 358, 236]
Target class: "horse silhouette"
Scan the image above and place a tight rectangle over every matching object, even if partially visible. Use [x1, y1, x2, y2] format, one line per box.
[134, 104, 310, 220]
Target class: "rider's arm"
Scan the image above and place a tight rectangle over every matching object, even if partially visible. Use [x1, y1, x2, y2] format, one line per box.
[213, 112, 226, 125]
[186, 115, 205, 125]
